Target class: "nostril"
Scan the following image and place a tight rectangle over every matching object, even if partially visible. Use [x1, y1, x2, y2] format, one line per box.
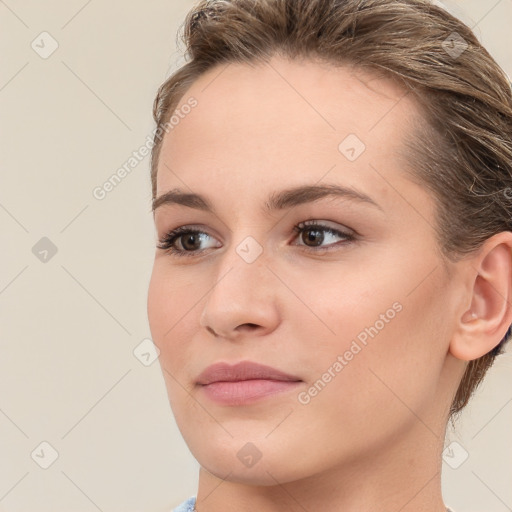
[241, 323, 260, 330]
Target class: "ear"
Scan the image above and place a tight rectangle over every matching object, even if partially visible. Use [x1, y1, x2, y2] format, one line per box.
[450, 231, 512, 361]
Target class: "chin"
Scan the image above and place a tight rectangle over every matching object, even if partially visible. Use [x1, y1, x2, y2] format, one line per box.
[197, 454, 300, 487]
[190, 435, 318, 487]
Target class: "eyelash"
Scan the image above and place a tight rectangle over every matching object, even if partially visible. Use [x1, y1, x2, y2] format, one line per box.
[156, 221, 357, 258]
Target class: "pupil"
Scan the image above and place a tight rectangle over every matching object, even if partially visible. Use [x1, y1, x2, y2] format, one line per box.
[304, 228, 324, 246]
[183, 234, 199, 250]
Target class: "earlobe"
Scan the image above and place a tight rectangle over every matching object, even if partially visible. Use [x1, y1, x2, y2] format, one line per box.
[449, 233, 512, 362]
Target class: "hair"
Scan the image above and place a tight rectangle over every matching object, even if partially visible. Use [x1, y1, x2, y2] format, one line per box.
[150, 0, 512, 420]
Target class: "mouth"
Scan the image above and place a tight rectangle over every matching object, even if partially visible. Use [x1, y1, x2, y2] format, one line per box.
[196, 361, 302, 406]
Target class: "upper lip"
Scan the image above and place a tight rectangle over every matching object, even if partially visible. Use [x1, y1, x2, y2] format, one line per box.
[196, 361, 302, 385]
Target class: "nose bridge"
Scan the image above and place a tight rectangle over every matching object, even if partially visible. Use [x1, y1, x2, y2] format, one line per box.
[209, 238, 270, 308]
[199, 237, 280, 336]
[214, 232, 269, 292]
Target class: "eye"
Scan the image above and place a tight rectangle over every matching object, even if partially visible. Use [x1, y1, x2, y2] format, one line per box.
[157, 226, 220, 257]
[291, 221, 356, 251]
[157, 221, 356, 258]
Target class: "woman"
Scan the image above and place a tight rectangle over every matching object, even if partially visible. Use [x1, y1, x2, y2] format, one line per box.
[147, 0, 512, 510]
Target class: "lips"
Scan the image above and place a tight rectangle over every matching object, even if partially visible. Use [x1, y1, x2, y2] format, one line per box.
[196, 361, 302, 406]
[196, 361, 301, 385]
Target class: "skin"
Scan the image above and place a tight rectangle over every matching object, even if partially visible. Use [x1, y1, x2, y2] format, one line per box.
[147, 56, 512, 512]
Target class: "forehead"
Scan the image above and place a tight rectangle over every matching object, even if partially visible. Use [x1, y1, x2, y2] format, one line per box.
[156, 56, 421, 200]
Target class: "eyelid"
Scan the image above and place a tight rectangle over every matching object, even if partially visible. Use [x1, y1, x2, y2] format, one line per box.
[290, 221, 356, 249]
[157, 220, 357, 258]
[156, 225, 221, 255]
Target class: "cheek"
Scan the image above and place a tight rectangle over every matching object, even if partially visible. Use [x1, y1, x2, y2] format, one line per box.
[291, 257, 446, 416]
[292, 301, 441, 451]
[147, 266, 198, 414]
[286, 262, 400, 354]
[147, 263, 199, 362]
[147, 265, 171, 345]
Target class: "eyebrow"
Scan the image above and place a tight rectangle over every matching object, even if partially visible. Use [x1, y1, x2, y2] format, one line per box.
[152, 183, 383, 215]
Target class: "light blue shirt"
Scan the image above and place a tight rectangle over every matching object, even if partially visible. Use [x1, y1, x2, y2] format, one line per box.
[172, 496, 456, 511]
[173, 496, 196, 512]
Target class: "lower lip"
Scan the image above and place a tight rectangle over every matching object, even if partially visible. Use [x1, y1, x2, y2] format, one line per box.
[199, 379, 302, 406]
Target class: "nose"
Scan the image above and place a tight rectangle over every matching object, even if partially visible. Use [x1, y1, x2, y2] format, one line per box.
[199, 245, 281, 341]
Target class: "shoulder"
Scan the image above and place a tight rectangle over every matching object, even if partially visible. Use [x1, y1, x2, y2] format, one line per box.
[172, 496, 196, 512]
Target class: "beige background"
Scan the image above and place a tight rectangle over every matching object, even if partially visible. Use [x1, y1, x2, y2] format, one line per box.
[0, 1, 511, 511]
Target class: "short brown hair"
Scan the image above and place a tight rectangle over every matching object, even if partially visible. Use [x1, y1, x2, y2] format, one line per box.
[151, 0, 512, 420]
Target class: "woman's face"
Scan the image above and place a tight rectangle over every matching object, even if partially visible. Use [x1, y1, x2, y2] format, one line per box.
[147, 57, 466, 485]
